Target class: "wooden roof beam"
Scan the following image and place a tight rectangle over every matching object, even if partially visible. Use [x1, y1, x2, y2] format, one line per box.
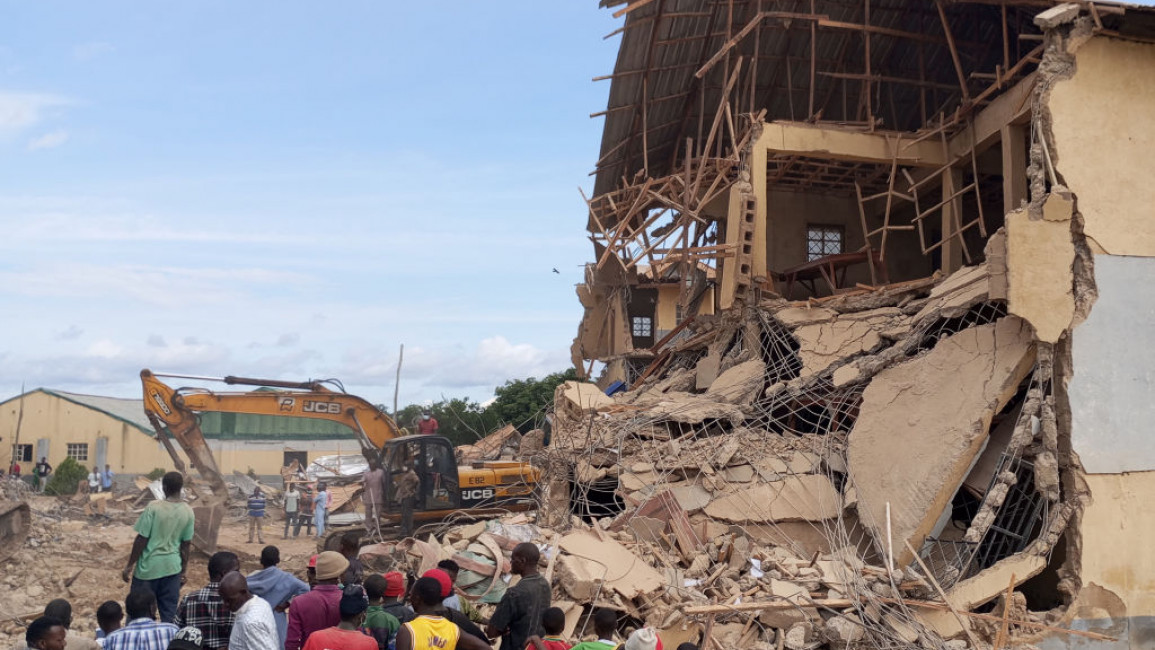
[757, 120, 949, 167]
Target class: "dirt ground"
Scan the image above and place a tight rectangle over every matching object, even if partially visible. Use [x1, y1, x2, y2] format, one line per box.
[0, 495, 318, 646]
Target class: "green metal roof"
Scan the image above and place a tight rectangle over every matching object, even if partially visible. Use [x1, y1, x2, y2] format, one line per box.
[0, 389, 357, 442]
[197, 411, 357, 441]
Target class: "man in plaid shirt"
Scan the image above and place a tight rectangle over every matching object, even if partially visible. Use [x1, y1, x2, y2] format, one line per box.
[103, 590, 177, 650]
[174, 551, 240, 650]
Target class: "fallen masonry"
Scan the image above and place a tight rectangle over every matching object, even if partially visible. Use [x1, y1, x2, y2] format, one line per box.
[556, 1, 1155, 647]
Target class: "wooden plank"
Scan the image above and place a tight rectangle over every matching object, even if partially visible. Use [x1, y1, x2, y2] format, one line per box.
[936, 0, 972, 101]
[613, 0, 657, 19]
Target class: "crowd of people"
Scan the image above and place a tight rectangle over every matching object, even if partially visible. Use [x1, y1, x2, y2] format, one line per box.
[20, 470, 704, 650]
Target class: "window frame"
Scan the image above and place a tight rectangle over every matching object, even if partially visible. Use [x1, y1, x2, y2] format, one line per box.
[66, 442, 89, 462]
[805, 224, 845, 262]
[631, 316, 653, 338]
[12, 444, 32, 463]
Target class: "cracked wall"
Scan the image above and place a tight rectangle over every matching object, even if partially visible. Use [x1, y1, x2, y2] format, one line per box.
[1030, 24, 1155, 649]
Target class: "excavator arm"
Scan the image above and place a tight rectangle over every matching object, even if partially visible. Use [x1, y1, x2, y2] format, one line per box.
[140, 369, 405, 552]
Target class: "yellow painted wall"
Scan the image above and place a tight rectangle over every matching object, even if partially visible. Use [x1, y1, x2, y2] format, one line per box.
[0, 391, 170, 474]
[1048, 36, 1155, 257]
[0, 392, 359, 479]
[1073, 472, 1155, 619]
[654, 284, 716, 333]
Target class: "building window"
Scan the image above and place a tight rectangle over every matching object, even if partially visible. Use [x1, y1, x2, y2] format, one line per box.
[632, 316, 653, 338]
[806, 225, 844, 261]
[12, 444, 32, 462]
[66, 443, 88, 462]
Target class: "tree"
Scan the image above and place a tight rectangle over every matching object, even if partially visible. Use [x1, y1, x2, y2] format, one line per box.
[487, 368, 578, 433]
[45, 457, 88, 496]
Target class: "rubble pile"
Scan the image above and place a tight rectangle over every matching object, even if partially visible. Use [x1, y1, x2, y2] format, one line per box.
[0, 497, 134, 647]
[512, 261, 1088, 648]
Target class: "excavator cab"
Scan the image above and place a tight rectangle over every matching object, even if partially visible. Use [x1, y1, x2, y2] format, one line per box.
[381, 436, 461, 512]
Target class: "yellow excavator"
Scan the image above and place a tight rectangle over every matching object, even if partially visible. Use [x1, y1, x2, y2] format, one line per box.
[140, 369, 541, 552]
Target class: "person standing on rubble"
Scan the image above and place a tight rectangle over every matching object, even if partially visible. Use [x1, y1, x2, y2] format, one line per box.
[283, 483, 301, 539]
[123, 471, 195, 624]
[415, 410, 438, 435]
[314, 483, 330, 539]
[486, 543, 550, 650]
[297, 485, 315, 537]
[362, 458, 385, 539]
[88, 468, 101, 493]
[33, 456, 51, 492]
[248, 488, 267, 544]
[393, 463, 419, 538]
[103, 464, 115, 492]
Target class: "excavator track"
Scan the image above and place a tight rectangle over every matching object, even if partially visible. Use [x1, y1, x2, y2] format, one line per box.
[0, 501, 31, 564]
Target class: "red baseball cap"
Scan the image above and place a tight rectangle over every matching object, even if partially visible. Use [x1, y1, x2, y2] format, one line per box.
[422, 568, 453, 599]
[308, 554, 319, 568]
[383, 571, 405, 597]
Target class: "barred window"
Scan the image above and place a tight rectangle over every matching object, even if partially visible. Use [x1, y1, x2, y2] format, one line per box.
[13, 444, 32, 462]
[66, 443, 88, 462]
[806, 225, 844, 261]
[632, 316, 653, 337]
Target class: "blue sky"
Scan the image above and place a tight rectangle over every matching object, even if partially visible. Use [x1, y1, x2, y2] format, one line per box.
[0, 2, 621, 405]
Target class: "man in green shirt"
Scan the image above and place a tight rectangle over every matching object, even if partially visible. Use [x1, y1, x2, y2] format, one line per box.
[569, 608, 618, 650]
[361, 574, 400, 650]
[121, 471, 195, 624]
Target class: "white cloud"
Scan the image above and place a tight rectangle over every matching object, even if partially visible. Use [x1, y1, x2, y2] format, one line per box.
[335, 336, 570, 398]
[0, 92, 69, 132]
[276, 333, 300, 347]
[0, 263, 315, 308]
[73, 42, 114, 61]
[55, 324, 84, 340]
[27, 129, 68, 151]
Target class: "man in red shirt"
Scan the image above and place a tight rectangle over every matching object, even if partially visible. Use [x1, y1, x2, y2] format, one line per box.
[302, 588, 376, 650]
[286, 552, 348, 650]
[416, 411, 438, 435]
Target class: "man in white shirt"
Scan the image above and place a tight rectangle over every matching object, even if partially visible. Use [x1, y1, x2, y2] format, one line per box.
[88, 470, 101, 493]
[283, 483, 300, 539]
[219, 571, 279, 650]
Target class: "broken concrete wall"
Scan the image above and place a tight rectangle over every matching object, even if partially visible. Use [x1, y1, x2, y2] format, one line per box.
[848, 316, 1036, 567]
[1005, 194, 1077, 343]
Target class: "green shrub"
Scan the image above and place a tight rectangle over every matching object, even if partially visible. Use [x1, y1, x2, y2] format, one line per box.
[145, 467, 166, 481]
[45, 457, 88, 495]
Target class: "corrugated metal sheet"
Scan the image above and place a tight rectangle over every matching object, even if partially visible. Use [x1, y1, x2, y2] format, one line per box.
[198, 411, 356, 441]
[0, 389, 356, 441]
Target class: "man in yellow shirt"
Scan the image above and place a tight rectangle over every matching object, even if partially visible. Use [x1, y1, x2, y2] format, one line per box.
[395, 578, 489, 650]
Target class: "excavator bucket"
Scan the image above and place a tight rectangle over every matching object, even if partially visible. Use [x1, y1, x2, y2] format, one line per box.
[0, 501, 31, 564]
[192, 500, 225, 555]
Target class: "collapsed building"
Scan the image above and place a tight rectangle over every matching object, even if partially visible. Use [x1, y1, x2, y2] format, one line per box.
[556, 1, 1155, 647]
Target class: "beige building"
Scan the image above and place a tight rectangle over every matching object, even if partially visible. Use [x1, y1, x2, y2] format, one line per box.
[0, 389, 359, 483]
[572, 1, 1155, 646]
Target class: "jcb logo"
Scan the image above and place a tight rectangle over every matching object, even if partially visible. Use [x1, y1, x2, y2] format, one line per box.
[278, 398, 296, 412]
[303, 401, 340, 414]
[462, 488, 494, 501]
[149, 390, 172, 416]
